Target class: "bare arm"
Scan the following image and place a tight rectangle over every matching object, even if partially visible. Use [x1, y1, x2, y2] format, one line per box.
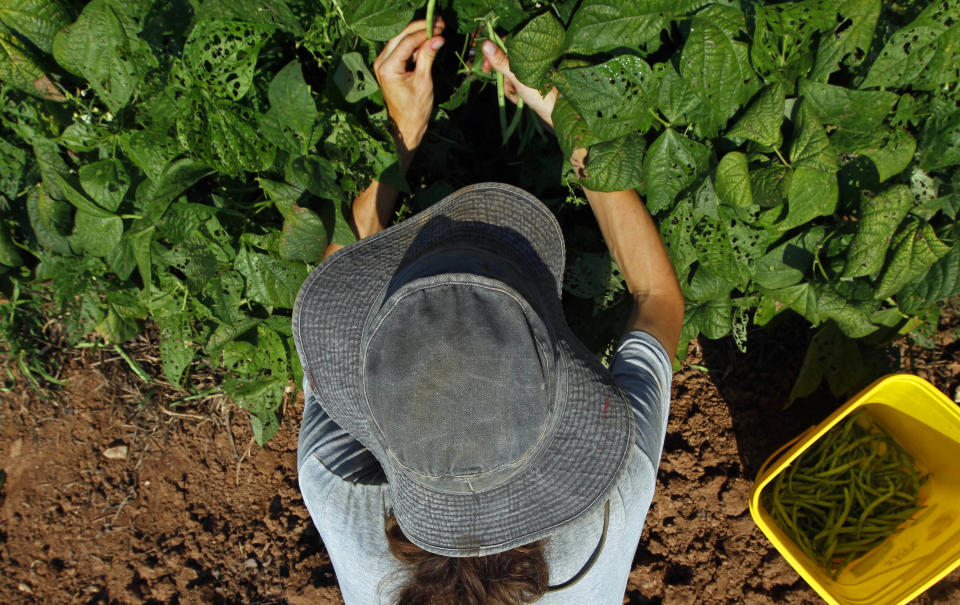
[482, 43, 684, 357]
[323, 18, 445, 260]
[581, 187, 684, 358]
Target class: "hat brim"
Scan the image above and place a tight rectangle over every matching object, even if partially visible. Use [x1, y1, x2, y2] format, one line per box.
[293, 182, 634, 556]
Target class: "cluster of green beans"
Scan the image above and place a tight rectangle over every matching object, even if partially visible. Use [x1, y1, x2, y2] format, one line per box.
[762, 412, 927, 578]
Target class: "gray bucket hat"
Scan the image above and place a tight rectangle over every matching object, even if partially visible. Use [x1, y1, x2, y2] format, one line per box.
[293, 182, 634, 557]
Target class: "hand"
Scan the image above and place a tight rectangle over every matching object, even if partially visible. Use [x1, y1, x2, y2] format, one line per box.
[373, 19, 446, 158]
[481, 40, 559, 129]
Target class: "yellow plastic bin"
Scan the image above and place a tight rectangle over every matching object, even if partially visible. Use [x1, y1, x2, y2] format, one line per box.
[749, 374, 960, 605]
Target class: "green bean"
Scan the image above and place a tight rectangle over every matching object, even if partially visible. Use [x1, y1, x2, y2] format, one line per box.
[763, 413, 926, 577]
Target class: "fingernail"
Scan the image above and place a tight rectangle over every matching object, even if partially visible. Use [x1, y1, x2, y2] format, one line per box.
[482, 40, 495, 57]
[431, 37, 444, 50]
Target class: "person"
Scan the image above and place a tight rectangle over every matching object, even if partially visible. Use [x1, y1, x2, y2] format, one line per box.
[293, 17, 685, 605]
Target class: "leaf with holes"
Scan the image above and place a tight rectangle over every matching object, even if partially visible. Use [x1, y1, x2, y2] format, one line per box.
[176, 93, 275, 176]
[182, 19, 272, 102]
[861, 0, 960, 91]
[222, 326, 288, 445]
[333, 52, 377, 103]
[553, 55, 658, 144]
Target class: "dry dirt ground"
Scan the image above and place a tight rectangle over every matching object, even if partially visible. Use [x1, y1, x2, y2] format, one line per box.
[1, 312, 959, 604]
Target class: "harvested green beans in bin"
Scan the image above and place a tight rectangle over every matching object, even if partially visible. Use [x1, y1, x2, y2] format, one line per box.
[761, 411, 927, 578]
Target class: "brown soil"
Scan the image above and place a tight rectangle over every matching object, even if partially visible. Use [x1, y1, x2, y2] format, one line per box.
[1, 311, 959, 604]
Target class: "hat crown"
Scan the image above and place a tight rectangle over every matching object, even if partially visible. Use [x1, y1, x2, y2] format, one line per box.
[362, 253, 558, 494]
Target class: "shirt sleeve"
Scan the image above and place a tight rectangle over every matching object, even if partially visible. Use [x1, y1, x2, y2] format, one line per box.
[297, 377, 386, 484]
[610, 330, 673, 466]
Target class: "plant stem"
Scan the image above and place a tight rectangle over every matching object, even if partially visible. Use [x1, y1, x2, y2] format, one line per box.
[774, 146, 790, 167]
[425, 0, 437, 38]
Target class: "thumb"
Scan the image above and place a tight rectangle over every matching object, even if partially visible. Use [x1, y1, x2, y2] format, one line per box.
[415, 36, 444, 78]
[481, 40, 512, 77]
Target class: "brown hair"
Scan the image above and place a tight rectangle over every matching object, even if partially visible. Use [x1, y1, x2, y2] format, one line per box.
[384, 514, 550, 605]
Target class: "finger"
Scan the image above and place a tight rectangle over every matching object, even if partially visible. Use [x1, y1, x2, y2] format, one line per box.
[415, 36, 445, 81]
[482, 56, 491, 74]
[481, 40, 513, 79]
[376, 18, 444, 70]
[380, 30, 431, 76]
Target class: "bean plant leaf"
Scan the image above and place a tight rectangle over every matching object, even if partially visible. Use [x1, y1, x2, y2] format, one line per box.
[581, 134, 646, 192]
[684, 267, 733, 340]
[52, 0, 157, 112]
[70, 210, 123, 257]
[564, 0, 704, 54]
[27, 185, 71, 254]
[177, 93, 275, 176]
[79, 158, 130, 212]
[0, 28, 64, 100]
[918, 104, 960, 172]
[842, 185, 913, 279]
[897, 224, 960, 313]
[643, 128, 710, 214]
[342, 0, 417, 41]
[235, 246, 309, 308]
[653, 62, 699, 128]
[680, 5, 759, 138]
[182, 19, 272, 102]
[333, 52, 377, 103]
[876, 219, 951, 300]
[754, 226, 825, 289]
[790, 101, 839, 173]
[53, 173, 118, 218]
[193, 0, 304, 35]
[808, 0, 881, 80]
[552, 97, 599, 163]
[262, 59, 319, 154]
[725, 83, 785, 149]
[777, 165, 838, 232]
[751, 0, 834, 84]
[553, 55, 657, 144]
[222, 325, 288, 445]
[797, 79, 897, 133]
[715, 152, 752, 209]
[848, 128, 916, 183]
[506, 11, 566, 92]
[660, 201, 697, 278]
[0, 0, 71, 54]
[160, 317, 194, 387]
[861, 0, 960, 91]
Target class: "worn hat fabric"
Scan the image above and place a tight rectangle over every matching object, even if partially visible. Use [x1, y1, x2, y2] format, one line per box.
[293, 182, 634, 557]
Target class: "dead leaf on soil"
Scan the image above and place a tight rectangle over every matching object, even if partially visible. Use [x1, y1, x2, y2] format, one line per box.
[102, 445, 128, 460]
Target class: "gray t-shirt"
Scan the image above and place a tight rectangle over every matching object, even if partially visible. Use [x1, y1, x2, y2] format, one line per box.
[297, 330, 672, 604]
